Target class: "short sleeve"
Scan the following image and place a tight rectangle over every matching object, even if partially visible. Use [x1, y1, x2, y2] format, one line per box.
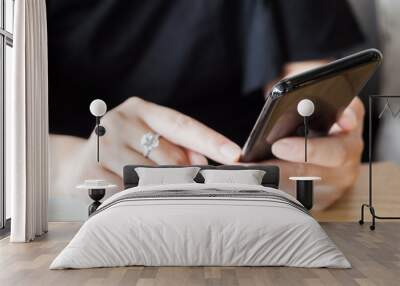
[274, 0, 365, 62]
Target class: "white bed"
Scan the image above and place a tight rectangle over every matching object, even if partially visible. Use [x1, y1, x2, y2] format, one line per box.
[50, 183, 350, 269]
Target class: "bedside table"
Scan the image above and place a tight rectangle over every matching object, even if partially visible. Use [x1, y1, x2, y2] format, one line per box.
[289, 176, 321, 210]
[77, 180, 117, 216]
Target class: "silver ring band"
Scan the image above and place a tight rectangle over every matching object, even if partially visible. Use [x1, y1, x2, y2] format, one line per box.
[140, 132, 160, 158]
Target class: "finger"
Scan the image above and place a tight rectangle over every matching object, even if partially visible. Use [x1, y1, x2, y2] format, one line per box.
[265, 159, 335, 182]
[77, 147, 124, 190]
[146, 137, 191, 165]
[238, 160, 343, 210]
[86, 166, 123, 190]
[102, 145, 155, 177]
[186, 150, 208, 165]
[348, 96, 365, 121]
[121, 97, 241, 164]
[237, 159, 328, 181]
[255, 159, 356, 210]
[271, 134, 362, 167]
[335, 97, 365, 133]
[328, 122, 342, 134]
[118, 116, 191, 165]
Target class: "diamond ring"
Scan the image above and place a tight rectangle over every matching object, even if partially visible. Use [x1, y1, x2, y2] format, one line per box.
[140, 132, 160, 158]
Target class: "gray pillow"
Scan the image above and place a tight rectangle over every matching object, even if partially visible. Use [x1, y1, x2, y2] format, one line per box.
[200, 169, 266, 185]
[135, 167, 201, 186]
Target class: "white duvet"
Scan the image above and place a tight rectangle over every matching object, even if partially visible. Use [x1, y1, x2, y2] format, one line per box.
[50, 183, 350, 269]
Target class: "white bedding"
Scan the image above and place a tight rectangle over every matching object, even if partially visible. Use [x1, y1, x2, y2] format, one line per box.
[50, 183, 350, 269]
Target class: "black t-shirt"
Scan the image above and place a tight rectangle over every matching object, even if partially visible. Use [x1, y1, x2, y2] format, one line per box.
[47, 0, 363, 146]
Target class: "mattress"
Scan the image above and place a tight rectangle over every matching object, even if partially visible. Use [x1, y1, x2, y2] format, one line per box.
[50, 183, 350, 269]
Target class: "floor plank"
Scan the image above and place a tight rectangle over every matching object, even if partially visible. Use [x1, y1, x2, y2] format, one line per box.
[0, 222, 399, 286]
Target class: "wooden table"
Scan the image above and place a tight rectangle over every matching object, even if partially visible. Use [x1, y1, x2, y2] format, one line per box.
[313, 161, 400, 221]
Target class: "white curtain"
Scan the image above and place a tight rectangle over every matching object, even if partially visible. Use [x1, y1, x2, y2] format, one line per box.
[8, 0, 49, 242]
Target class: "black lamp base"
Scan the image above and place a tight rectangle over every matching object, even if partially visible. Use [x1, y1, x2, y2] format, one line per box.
[88, 188, 105, 216]
[296, 180, 313, 210]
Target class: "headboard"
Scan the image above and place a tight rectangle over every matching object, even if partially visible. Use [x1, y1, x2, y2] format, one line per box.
[123, 165, 280, 189]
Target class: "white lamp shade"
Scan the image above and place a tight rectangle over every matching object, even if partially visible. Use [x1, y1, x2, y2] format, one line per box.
[297, 99, 315, 117]
[90, 99, 107, 117]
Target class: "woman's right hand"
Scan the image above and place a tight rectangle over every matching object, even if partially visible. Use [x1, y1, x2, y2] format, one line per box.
[51, 97, 242, 191]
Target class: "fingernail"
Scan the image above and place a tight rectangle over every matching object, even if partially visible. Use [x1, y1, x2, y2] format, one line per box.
[271, 140, 293, 158]
[220, 143, 241, 161]
[190, 152, 208, 165]
[341, 109, 357, 129]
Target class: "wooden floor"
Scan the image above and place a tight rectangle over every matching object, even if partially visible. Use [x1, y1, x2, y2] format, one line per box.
[0, 222, 399, 286]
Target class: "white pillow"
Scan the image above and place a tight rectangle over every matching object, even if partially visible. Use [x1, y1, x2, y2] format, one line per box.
[135, 167, 200, 186]
[200, 169, 266, 185]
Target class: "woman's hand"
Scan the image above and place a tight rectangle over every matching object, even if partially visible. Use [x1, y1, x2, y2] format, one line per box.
[256, 60, 364, 210]
[266, 96, 365, 210]
[50, 97, 242, 192]
[51, 93, 364, 211]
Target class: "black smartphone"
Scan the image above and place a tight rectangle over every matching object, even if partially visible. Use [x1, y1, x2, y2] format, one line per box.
[241, 49, 382, 163]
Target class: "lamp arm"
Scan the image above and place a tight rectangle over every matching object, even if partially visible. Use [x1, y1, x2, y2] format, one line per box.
[304, 116, 308, 163]
[96, 117, 100, 162]
[94, 117, 107, 162]
[97, 127, 100, 162]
